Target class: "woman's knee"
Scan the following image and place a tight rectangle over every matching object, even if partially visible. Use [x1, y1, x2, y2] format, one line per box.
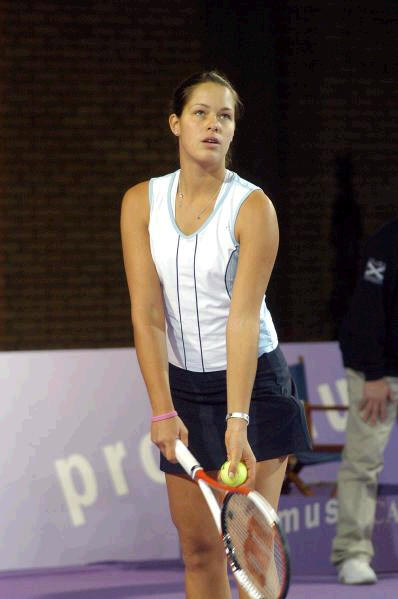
[165, 473, 226, 571]
[179, 532, 226, 572]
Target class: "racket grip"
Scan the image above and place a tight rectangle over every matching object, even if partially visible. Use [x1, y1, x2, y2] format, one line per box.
[175, 439, 201, 478]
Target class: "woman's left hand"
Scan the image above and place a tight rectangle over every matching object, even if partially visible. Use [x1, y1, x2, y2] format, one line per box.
[225, 418, 256, 487]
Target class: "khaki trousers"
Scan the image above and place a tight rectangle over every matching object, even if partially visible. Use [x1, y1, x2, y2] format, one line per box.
[331, 368, 398, 565]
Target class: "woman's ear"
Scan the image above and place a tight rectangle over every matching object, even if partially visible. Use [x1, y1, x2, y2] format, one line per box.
[169, 114, 180, 137]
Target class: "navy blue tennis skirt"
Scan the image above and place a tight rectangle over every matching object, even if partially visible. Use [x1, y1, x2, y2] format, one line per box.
[160, 345, 312, 474]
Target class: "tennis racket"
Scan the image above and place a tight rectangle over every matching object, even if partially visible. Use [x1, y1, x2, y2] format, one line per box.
[175, 439, 290, 599]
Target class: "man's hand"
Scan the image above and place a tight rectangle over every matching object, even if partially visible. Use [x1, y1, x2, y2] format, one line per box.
[359, 379, 391, 425]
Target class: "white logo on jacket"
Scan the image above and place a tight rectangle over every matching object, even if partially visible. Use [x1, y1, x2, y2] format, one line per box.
[363, 258, 386, 285]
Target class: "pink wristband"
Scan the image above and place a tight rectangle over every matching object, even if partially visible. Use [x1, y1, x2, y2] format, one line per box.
[151, 410, 178, 422]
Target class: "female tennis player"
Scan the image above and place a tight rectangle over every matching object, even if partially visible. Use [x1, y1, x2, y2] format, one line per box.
[121, 71, 311, 598]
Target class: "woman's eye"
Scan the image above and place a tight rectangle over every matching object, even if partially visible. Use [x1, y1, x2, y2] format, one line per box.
[194, 110, 205, 116]
[220, 113, 232, 120]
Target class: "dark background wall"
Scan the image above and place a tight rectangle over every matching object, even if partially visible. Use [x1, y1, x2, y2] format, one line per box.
[1, 0, 397, 350]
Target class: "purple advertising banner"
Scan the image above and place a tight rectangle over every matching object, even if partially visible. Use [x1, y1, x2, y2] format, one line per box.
[0, 344, 397, 573]
[280, 487, 398, 576]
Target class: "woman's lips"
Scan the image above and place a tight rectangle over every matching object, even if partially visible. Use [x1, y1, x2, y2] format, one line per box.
[202, 137, 220, 144]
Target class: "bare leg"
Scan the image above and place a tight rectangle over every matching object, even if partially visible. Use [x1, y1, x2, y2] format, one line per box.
[237, 456, 288, 599]
[165, 472, 232, 599]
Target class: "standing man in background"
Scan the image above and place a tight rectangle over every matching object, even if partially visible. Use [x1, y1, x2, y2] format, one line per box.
[331, 217, 398, 584]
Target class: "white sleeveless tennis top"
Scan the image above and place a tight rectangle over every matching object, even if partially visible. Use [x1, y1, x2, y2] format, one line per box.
[148, 169, 278, 372]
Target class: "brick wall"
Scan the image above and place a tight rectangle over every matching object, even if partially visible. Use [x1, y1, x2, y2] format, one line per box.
[273, 0, 398, 340]
[0, 2, 5, 341]
[2, 0, 398, 350]
[2, 0, 202, 349]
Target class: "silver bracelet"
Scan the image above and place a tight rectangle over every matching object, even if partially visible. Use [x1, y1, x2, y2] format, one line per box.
[225, 412, 250, 425]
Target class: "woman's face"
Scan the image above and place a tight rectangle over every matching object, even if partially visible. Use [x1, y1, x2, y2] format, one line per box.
[169, 82, 236, 167]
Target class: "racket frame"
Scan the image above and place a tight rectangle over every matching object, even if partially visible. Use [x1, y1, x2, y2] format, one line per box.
[174, 440, 290, 599]
[221, 491, 291, 599]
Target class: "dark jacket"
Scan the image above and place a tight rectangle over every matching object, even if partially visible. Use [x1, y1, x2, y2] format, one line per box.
[339, 217, 398, 380]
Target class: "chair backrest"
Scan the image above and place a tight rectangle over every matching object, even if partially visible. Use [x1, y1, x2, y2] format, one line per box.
[288, 358, 309, 404]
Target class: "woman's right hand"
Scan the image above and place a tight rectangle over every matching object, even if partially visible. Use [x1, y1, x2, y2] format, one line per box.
[151, 416, 188, 463]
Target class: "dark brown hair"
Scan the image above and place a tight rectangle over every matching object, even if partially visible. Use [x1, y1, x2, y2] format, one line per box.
[170, 70, 244, 120]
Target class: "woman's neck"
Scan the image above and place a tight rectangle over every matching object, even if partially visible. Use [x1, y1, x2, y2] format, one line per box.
[178, 160, 226, 199]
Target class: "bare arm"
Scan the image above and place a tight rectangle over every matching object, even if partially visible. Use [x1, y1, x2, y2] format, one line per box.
[120, 183, 187, 461]
[225, 189, 279, 482]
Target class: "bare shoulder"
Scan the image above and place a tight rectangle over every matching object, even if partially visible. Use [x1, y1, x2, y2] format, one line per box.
[241, 189, 276, 220]
[235, 189, 278, 242]
[121, 181, 150, 225]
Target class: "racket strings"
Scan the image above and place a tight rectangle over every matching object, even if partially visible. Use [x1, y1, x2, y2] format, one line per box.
[222, 494, 286, 599]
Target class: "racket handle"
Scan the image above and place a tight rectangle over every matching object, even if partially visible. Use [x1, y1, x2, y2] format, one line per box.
[175, 439, 201, 478]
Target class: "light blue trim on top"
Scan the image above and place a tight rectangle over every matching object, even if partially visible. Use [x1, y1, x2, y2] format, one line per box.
[258, 300, 278, 355]
[167, 170, 235, 240]
[224, 246, 239, 299]
[148, 178, 154, 212]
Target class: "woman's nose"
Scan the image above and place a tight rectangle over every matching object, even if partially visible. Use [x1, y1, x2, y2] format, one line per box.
[207, 116, 219, 131]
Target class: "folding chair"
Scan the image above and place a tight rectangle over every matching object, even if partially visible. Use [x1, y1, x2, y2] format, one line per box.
[283, 357, 348, 496]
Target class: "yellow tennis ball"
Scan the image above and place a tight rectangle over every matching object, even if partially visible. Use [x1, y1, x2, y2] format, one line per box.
[220, 461, 248, 487]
